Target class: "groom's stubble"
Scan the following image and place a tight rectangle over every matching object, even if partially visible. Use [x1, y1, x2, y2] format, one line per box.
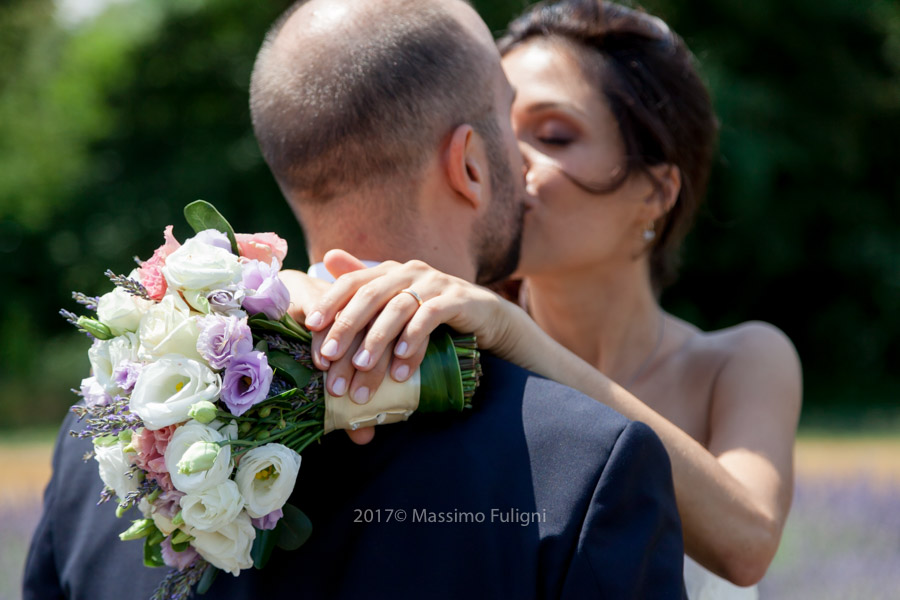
[471, 116, 526, 286]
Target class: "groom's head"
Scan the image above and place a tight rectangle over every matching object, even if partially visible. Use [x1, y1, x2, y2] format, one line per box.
[250, 0, 527, 284]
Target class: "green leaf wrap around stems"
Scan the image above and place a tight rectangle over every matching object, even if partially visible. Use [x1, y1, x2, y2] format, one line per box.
[183, 200, 239, 255]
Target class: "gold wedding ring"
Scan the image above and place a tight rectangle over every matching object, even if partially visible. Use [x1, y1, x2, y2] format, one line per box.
[398, 288, 423, 307]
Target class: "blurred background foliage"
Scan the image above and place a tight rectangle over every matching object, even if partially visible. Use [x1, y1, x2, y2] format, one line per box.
[0, 0, 897, 430]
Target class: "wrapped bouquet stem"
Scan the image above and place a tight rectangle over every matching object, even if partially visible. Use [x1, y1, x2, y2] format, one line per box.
[63, 201, 481, 599]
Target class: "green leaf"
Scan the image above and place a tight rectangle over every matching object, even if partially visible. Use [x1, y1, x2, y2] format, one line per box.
[268, 350, 312, 388]
[417, 327, 464, 413]
[275, 503, 313, 551]
[170, 539, 191, 553]
[249, 314, 307, 341]
[143, 536, 165, 568]
[183, 200, 239, 255]
[197, 564, 219, 595]
[251, 528, 277, 569]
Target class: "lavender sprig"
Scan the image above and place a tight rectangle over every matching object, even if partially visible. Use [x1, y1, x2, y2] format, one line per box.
[150, 560, 211, 600]
[70, 397, 143, 440]
[59, 309, 81, 328]
[262, 333, 314, 367]
[72, 291, 100, 311]
[105, 269, 152, 301]
[121, 478, 163, 511]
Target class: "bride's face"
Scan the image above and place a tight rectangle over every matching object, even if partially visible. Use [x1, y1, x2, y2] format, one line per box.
[503, 41, 659, 278]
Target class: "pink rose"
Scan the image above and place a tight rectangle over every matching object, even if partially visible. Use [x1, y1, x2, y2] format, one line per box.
[236, 232, 287, 265]
[138, 226, 181, 301]
[131, 425, 177, 491]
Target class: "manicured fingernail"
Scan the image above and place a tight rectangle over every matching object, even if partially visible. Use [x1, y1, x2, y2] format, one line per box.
[331, 377, 347, 396]
[394, 364, 410, 382]
[353, 349, 371, 369]
[306, 311, 324, 328]
[395, 341, 408, 357]
[319, 357, 331, 369]
[353, 386, 370, 405]
[321, 339, 339, 358]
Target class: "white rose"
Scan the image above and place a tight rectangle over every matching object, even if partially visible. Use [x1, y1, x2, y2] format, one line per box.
[190, 511, 255, 576]
[88, 332, 140, 394]
[234, 444, 301, 518]
[180, 480, 244, 532]
[97, 283, 153, 336]
[164, 421, 232, 494]
[94, 440, 138, 501]
[130, 355, 220, 430]
[161, 236, 242, 293]
[138, 294, 204, 361]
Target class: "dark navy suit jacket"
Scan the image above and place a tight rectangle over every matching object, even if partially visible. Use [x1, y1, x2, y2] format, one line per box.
[25, 355, 685, 599]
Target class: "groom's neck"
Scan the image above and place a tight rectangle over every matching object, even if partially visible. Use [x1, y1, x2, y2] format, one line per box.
[299, 196, 477, 282]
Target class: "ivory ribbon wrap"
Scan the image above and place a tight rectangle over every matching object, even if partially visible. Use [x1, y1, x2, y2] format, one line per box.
[323, 370, 421, 433]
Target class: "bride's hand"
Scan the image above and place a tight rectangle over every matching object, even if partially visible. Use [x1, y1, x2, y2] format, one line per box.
[280, 265, 377, 446]
[301, 249, 519, 389]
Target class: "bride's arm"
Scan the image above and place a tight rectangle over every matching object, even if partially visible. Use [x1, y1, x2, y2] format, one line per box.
[293, 251, 800, 585]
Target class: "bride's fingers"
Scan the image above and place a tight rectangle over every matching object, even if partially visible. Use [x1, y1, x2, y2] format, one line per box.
[310, 330, 331, 370]
[350, 293, 421, 372]
[317, 271, 427, 362]
[394, 296, 464, 360]
[280, 269, 331, 323]
[322, 249, 368, 280]
[304, 261, 401, 331]
[348, 340, 394, 405]
[390, 342, 429, 383]
[345, 427, 375, 445]
[324, 330, 366, 397]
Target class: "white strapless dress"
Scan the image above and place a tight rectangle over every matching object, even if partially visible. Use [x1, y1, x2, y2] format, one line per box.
[684, 555, 758, 600]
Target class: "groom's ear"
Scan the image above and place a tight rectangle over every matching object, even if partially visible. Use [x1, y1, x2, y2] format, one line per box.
[444, 124, 486, 210]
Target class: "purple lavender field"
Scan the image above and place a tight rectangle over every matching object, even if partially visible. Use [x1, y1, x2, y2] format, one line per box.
[0, 501, 41, 600]
[2, 476, 899, 599]
[759, 476, 900, 599]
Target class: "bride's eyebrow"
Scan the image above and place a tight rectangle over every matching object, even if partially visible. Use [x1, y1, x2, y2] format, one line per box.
[526, 101, 587, 119]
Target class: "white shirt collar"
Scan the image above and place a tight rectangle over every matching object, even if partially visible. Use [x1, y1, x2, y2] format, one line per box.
[307, 260, 382, 282]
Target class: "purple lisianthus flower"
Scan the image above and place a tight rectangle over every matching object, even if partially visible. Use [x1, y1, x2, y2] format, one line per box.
[196, 314, 253, 370]
[241, 259, 290, 320]
[153, 490, 186, 519]
[251, 508, 283, 531]
[206, 287, 245, 316]
[112, 361, 142, 393]
[221, 351, 273, 416]
[161, 536, 199, 570]
[80, 376, 112, 407]
[191, 229, 232, 252]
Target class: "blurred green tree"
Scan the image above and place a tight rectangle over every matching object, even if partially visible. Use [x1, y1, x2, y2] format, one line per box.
[0, 0, 896, 428]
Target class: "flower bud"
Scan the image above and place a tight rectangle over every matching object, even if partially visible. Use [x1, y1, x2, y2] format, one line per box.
[170, 529, 194, 546]
[177, 441, 223, 475]
[172, 510, 185, 527]
[119, 518, 158, 541]
[77, 316, 114, 340]
[188, 400, 218, 424]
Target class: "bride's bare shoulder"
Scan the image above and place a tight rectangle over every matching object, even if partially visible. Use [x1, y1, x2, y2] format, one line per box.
[697, 321, 799, 367]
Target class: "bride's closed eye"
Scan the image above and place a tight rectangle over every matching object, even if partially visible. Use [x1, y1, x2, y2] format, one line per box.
[534, 120, 578, 147]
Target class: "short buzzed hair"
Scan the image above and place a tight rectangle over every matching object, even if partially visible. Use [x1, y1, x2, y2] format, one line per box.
[250, 0, 495, 202]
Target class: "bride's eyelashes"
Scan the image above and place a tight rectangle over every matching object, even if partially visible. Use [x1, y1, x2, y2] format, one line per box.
[537, 136, 573, 146]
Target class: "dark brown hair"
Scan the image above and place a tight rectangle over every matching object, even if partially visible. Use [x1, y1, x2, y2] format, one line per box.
[250, 0, 495, 203]
[498, 0, 718, 291]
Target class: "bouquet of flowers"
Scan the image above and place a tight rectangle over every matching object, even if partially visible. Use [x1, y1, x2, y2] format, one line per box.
[62, 201, 481, 599]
